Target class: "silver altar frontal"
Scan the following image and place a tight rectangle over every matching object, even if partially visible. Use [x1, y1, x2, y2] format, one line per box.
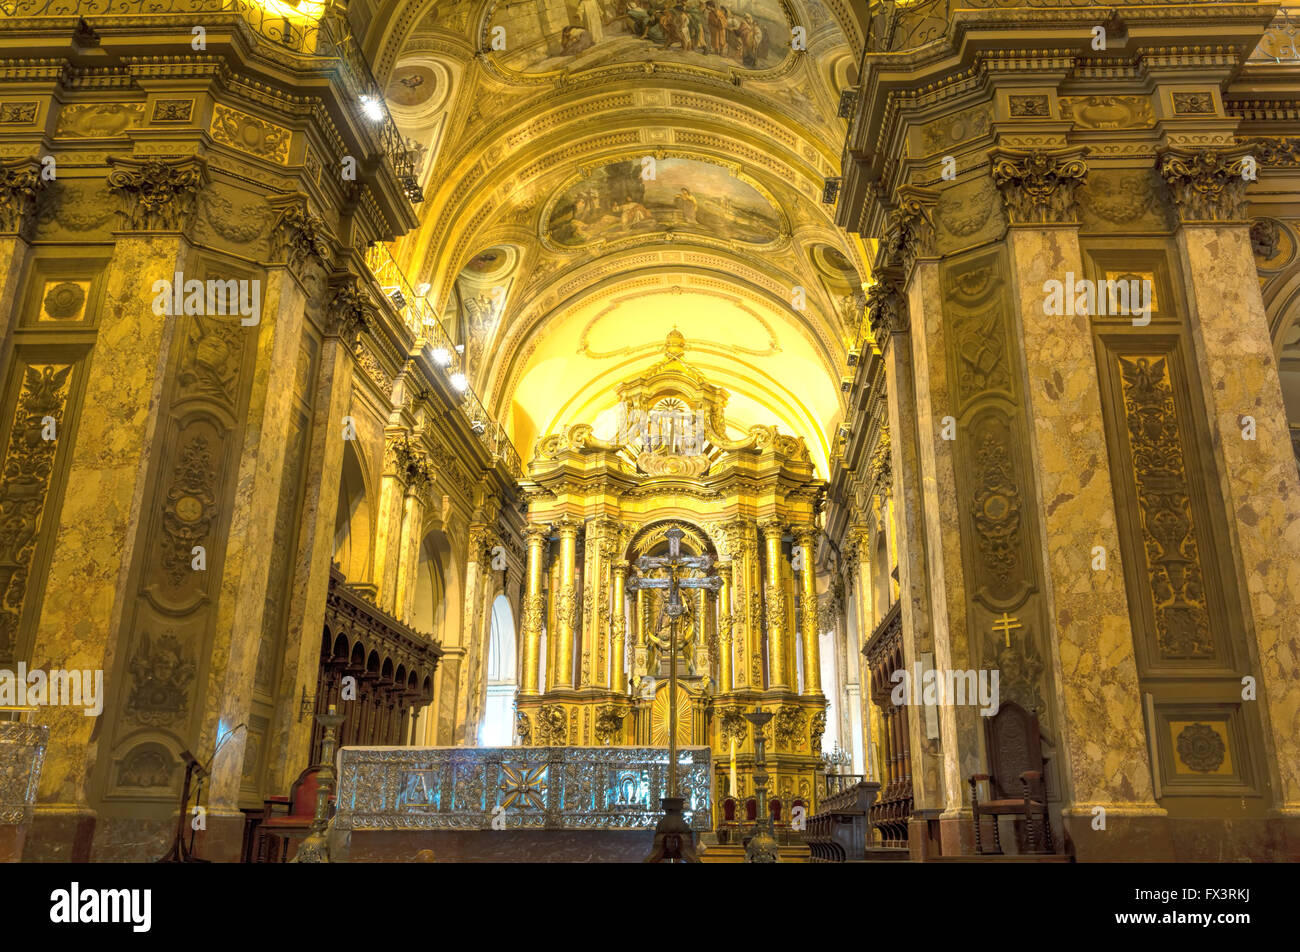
[334, 745, 712, 832]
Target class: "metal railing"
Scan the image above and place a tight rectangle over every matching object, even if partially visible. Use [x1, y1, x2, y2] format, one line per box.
[364, 243, 523, 479]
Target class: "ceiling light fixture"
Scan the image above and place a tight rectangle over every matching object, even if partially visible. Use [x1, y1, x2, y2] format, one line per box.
[359, 95, 384, 122]
[449, 372, 468, 392]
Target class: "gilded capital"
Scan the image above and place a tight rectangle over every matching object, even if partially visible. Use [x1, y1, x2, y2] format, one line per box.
[0, 158, 47, 237]
[106, 154, 207, 232]
[1157, 146, 1253, 223]
[866, 276, 906, 338]
[327, 276, 373, 348]
[991, 147, 1089, 225]
[880, 185, 938, 272]
[268, 194, 334, 275]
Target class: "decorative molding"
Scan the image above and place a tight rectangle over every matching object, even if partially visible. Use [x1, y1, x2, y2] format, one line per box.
[880, 185, 938, 272]
[209, 103, 292, 165]
[267, 194, 333, 275]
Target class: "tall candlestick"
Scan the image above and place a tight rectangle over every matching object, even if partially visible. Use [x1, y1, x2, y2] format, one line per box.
[729, 737, 737, 797]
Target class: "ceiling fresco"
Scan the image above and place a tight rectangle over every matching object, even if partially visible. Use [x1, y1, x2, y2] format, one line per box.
[546, 158, 784, 247]
[374, 0, 869, 473]
[486, 0, 793, 75]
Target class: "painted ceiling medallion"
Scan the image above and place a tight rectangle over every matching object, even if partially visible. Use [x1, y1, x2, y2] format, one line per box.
[486, 0, 792, 76]
[546, 157, 782, 246]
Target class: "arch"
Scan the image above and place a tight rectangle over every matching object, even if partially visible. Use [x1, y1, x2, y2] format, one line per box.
[333, 440, 374, 583]
[479, 594, 518, 745]
[411, 527, 457, 637]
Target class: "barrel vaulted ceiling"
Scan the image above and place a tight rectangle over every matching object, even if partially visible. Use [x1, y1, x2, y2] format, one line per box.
[366, 0, 872, 477]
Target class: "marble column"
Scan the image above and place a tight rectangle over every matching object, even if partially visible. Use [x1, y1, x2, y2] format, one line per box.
[520, 524, 549, 695]
[1165, 150, 1300, 812]
[393, 465, 432, 625]
[372, 430, 413, 614]
[1003, 209, 1154, 816]
[25, 190, 202, 857]
[272, 320, 355, 794]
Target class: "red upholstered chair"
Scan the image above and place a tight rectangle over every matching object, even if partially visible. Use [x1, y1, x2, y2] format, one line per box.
[722, 798, 737, 822]
[745, 798, 758, 822]
[769, 797, 783, 824]
[257, 766, 332, 862]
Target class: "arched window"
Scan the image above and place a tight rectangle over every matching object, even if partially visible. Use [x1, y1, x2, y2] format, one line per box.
[480, 595, 517, 745]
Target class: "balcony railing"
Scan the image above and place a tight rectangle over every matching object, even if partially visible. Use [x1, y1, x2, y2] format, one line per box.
[364, 243, 522, 479]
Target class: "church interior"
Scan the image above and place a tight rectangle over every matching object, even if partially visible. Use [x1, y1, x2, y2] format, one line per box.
[1, 0, 1299, 867]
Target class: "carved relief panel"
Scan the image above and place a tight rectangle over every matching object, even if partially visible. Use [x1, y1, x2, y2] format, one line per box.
[1087, 242, 1270, 810]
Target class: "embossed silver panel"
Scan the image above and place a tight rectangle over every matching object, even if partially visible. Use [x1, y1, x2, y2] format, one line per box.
[335, 746, 712, 831]
[0, 722, 49, 825]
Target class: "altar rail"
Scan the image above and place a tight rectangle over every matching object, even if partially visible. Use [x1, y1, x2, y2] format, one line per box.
[335, 746, 712, 832]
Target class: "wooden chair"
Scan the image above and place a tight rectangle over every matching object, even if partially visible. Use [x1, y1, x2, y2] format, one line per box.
[969, 702, 1053, 855]
[256, 766, 331, 862]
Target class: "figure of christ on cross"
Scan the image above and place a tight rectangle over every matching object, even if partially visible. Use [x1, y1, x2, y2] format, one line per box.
[626, 527, 720, 863]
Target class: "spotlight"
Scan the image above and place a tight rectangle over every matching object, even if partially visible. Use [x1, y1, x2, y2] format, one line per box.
[416, 282, 431, 296]
[455, 343, 465, 353]
[430, 346, 451, 367]
[449, 372, 468, 392]
[471, 420, 486, 434]
[359, 95, 384, 122]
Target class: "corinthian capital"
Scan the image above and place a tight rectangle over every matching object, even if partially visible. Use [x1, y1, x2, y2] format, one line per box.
[866, 275, 907, 338]
[991, 147, 1089, 225]
[268, 194, 335, 275]
[326, 275, 373, 348]
[880, 185, 938, 273]
[106, 155, 207, 232]
[0, 158, 48, 238]
[1157, 146, 1253, 223]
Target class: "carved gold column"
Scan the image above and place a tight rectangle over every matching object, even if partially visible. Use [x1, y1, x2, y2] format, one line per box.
[545, 547, 561, 691]
[794, 526, 821, 696]
[553, 516, 580, 690]
[611, 559, 629, 694]
[715, 560, 733, 693]
[521, 524, 550, 695]
[761, 520, 790, 690]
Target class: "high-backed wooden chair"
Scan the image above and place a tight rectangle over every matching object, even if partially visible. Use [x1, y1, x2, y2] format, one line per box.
[969, 702, 1053, 854]
[257, 766, 331, 862]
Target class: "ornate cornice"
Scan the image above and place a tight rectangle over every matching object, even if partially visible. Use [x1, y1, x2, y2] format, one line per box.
[990, 147, 1089, 226]
[1157, 145, 1254, 223]
[106, 154, 207, 232]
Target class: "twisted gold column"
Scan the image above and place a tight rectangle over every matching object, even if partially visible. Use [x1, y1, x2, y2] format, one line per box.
[761, 520, 790, 689]
[794, 526, 822, 696]
[611, 559, 629, 694]
[521, 524, 549, 695]
[554, 517, 580, 689]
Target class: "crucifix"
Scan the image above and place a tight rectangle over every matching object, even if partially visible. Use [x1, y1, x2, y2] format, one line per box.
[993, 612, 1022, 648]
[627, 526, 720, 863]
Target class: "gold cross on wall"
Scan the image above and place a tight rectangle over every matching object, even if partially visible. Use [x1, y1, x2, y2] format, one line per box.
[992, 612, 1022, 648]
